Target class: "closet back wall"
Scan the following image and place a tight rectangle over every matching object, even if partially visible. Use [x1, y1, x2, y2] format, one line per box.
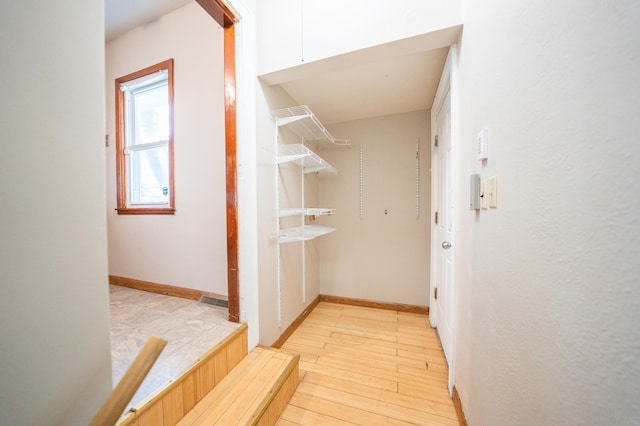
[318, 111, 431, 306]
[105, 3, 228, 295]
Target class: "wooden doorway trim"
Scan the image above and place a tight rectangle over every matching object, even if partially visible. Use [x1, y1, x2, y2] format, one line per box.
[196, 0, 240, 323]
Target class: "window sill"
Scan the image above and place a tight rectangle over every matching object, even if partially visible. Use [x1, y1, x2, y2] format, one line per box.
[116, 207, 176, 215]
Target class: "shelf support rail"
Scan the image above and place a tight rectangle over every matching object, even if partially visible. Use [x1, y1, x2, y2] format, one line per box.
[275, 122, 282, 327]
[415, 138, 421, 220]
[301, 141, 306, 305]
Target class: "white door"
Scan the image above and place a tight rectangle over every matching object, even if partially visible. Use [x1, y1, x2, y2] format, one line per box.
[434, 88, 455, 367]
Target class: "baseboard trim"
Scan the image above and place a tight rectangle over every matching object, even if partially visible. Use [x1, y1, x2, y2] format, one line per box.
[108, 275, 228, 302]
[319, 294, 429, 315]
[271, 295, 321, 349]
[453, 385, 468, 426]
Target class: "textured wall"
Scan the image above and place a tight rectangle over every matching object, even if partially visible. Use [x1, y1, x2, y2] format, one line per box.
[0, 0, 112, 423]
[254, 84, 323, 345]
[105, 3, 228, 295]
[319, 111, 431, 306]
[257, 0, 461, 75]
[454, 1, 640, 423]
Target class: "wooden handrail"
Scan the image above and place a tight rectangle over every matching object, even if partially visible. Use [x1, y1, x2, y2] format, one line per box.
[90, 336, 167, 426]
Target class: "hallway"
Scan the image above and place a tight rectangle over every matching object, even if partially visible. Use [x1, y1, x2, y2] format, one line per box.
[278, 302, 457, 425]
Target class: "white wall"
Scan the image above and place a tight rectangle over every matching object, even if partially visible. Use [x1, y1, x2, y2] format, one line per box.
[0, 1, 112, 424]
[106, 3, 228, 295]
[254, 0, 456, 345]
[454, 0, 640, 423]
[319, 112, 431, 305]
[230, 0, 261, 348]
[254, 82, 324, 344]
[257, 0, 461, 75]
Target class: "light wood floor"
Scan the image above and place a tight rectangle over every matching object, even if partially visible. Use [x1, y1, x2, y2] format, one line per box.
[277, 302, 458, 425]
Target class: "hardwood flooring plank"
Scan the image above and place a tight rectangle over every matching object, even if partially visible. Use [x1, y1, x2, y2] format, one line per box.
[397, 382, 455, 405]
[397, 348, 448, 365]
[334, 319, 400, 333]
[278, 302, 457, 425]
[275, 419, 300, 426]
[328, 331, 426, 353]
[318, 351, 399, 372]
[278, 404, 357, 425]
[292, 325, 332, 338]
[339, 312, 399, 325]
[302, 371, 458, 420]
[285, 335, 326, 349]
[296, 382, 456, 426]
[298, 360, 398, 392]
[287, 392, 414, 426]
[305, 333, 398, 356]
[321, 343, 430, 370]
[279, 344, 320, 363]
[314, 302, 345, 311]
[325, 324, 400, 342]
[398, 362, 449, 379]
[398, 335, 447, 348]
[339, 305, 400, 320]
[396, 312, 430, 322]
[316, 355, 449, 388]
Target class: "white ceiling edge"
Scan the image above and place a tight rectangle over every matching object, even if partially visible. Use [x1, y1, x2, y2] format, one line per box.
[281, 47, 449, 125]
[105, 0, 194, 42]
[259, 26, 462, 86]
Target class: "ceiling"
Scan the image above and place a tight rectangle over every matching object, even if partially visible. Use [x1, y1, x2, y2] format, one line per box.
[280, 48, 448, 125]
[105, 0, 193, 42]
[105, 0, 449, 125]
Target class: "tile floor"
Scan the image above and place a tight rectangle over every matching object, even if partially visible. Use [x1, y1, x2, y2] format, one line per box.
[109, 285, 240, 410]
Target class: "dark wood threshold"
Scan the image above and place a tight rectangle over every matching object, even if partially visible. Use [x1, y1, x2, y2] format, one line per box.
[271, 295, 321, 349]
[453, 385, 468, 426]
[320, 294, 429, 315]
[108, 275, 228, 302]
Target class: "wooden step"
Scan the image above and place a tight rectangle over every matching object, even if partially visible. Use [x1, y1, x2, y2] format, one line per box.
[117, 324, 248, 426]
[177, 347, 299, 425]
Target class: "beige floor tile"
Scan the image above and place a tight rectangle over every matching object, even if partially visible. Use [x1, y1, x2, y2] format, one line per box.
[108, 285, 240, 413]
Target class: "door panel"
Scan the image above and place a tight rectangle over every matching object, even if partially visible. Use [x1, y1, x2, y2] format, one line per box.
[435, 88, 454, 366]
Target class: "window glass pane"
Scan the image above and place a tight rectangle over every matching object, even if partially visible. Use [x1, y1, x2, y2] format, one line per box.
[129, 145, 169, 204]
[132, 84, 169, 146]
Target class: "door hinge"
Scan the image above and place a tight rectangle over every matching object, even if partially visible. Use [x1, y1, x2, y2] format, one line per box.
[434, 287, 438, 300]
[434, 134, 439, 147]
[435, 211, 439, 224]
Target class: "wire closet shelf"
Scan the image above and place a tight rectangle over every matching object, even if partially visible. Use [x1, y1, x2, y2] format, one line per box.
[277, 143, 338, 174]
[272, 105, 351, 146]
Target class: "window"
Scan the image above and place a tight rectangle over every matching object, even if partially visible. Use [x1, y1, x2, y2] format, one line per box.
[115, 59, 175, 214]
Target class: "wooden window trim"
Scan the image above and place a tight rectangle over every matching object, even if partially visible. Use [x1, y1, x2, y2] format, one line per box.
[115, 58, 175, 215]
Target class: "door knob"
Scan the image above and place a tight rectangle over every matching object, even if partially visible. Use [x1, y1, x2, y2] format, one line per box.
[441, 241, 452, 249]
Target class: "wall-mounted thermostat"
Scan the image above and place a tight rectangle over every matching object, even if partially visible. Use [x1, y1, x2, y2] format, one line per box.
[470, 173, 481, 210]
[477, 128, 488, 161]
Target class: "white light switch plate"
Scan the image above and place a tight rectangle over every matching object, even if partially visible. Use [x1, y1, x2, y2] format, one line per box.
[488, 176, 497, 208]
[480, 180, 488, 209]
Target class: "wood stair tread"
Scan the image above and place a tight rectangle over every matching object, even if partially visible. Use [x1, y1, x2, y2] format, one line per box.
[177, 347, 299, 425]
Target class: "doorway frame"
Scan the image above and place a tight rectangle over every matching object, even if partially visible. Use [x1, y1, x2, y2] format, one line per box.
[195, 0, 240, 323]
[430, 44, 459, 395]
